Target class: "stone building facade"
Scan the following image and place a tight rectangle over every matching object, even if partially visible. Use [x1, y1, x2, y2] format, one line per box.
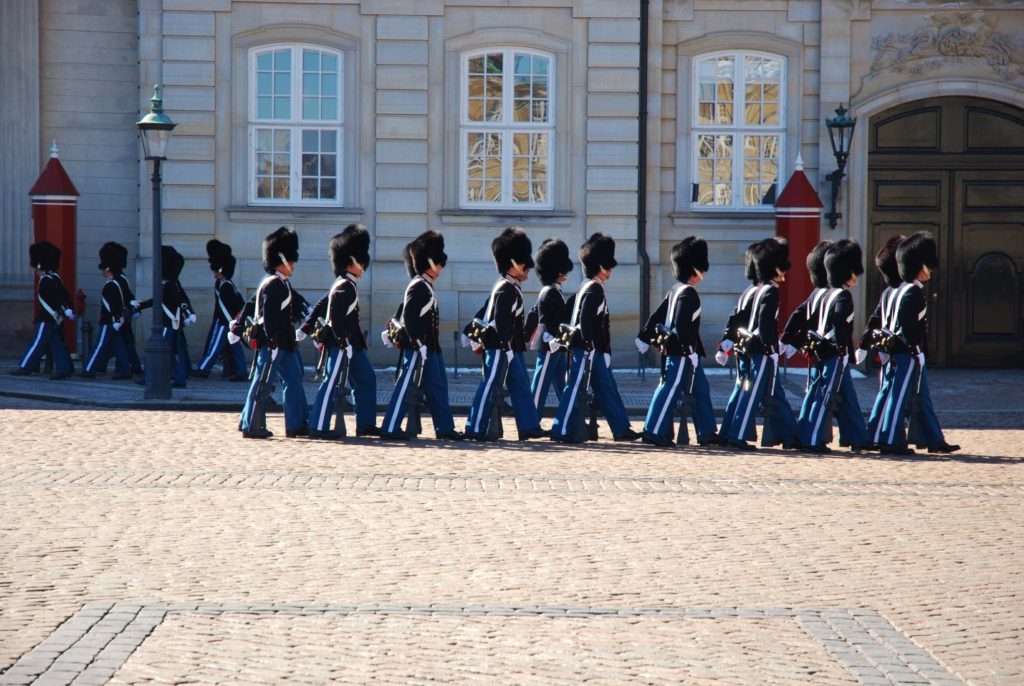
[2, 0, 1022, 367]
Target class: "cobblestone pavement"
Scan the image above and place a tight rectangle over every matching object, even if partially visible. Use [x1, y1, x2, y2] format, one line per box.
[0, 400, 1021, 684]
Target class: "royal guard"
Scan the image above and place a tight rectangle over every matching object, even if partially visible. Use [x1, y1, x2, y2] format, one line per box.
[796, 240, 869, 452]
[876, 232, 959, 455]
[109, 242, 144, 376]
[718, 237, 799, 450]
[714, 242, 760, 442]
[197, 240, 247, 380]
[549, 233, 640, 444]
[239, 227, 308, 439]
[464, 227, 546, 442]
[11, 241, 75, 379]
[305, 224, 379, 439]
[781, 240, 833, 426]
[80, 242, 132, 379]
[137, 246, 191, 387]
[380, 230, 463, 441]
[636, 236, 718, 447]
[860, 235, 905, 446]
[528, 238, 573, 416]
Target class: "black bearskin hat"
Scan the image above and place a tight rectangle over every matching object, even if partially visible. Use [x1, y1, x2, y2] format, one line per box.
[806, 240, 833, 288]
[751, 237, 789, 284]
[98, 241, 127, 274]
[534, 238, 574, 285]
[579, 233, 618, 279]
[896, 231, 938, 283]
[491, 227, 534, 274]
[875, 235, 905, 289]
[671, 236, 709, 283]
[263, 226, 299, 274]
[29, 241, 60, 271]
[219, 254, 237, 280]
[206, 239, 233, 273]
[824, 239, 864, 288]
[330, 224, 371, 277]
[402, 242, 416, 278]
[744, 242, 759, 283]
[408, 230, 448, 275]
[161, 245, 185, 282]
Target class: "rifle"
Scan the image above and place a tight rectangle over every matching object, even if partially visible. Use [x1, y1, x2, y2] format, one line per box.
[759, 354, 780, 448]
[584, 352, 598, 441]
[675, 356, 697, 446]
[331, 349, 351, 438]
[405, 351, 426, 439]
[248, 348, 277, 435]
[484, 352, 512, 441]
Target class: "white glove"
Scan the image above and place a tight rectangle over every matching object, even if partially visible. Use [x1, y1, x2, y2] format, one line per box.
[294, 328, 307, 342]
[112, 321, 122, 331]
[769, 352, 779, 368]
[634, 337, 649, 354]
[418, 344, 428, 361]
[854, 348, 868, 365]
[687, 352, 699, 369]
[781, 343, 797, 359]
[916, 351, 926, 368]
[381, 330, 394, 349]
[505, 349, 514, 362]
[344, 344, 353, 360]
[542, 331, 555, 342]
[471, 340, 483, 353]
[63, 308, 75, 320]
[603, 353, 612, 368]
[130, 300, 141, 309]
[187, 313, 197, 326]
[720, 339, 734, 353]
[878, 352, 890, 365]
[548, 338, 561, 353]
[227, 331, 241, 345]
[715, 350, 729, 366]
[460, 333, 472, 348]
[313, 341, 324, 352]
[132, 310, 141, 320]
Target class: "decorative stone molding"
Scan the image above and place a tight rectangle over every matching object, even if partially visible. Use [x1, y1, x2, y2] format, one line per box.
[870, 11, 1023, 81]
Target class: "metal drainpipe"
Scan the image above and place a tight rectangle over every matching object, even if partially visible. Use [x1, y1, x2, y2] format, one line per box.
[637, 0, 651, 324]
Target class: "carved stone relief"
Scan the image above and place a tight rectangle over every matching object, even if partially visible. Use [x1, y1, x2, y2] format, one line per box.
[870, 11, 1023, 81]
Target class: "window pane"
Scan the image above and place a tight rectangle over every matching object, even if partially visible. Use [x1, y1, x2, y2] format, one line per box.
[273, 130, 290, 151]
[257, 72, 272, 96]
[321, 97, 337, 121]
[302, 178, 318, 199]
[468, 56, 484, 73]
[274, 154, 289, 174]
[257, 53, 273, 71]
[274, 50, 290, 71]
[319, 178, 336, 199]
[467, 98, 484, 121]
[257, 97, 272, 119]
[486, 98, 502, 122]
[303, 50, 319, 71]
[464, 132, 502, 204]
[486, 76, 502, 99]
[322, 53, 338, 73]
[274, 97, 290, 119]
[321, 130, 336, 153]
[303, 97, 319, 120]
[514, 54, 531, 75]
[257, 178, 271, 198]
[321, 74, 337, 96]
[485, 53, 502, 74]
[303, 73, 319, 96]
[256, 153, 272, 175]
[321, 154, 336, 176]
[303, 152, 318, 176]
[302, 130, 318, 152]
[511, 132, 548, 205]
[512, 180, 529, 203]
[274, 73, 290, 96]
[273, 177, 289, 199]
[742, 134, 780, 207]
[694, 134, 733, 206]
[484, 181, 501, 202]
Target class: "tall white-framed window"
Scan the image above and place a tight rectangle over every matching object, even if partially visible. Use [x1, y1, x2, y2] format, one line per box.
[691, 51, 784, 210]
[249, 44, 342, 206]
[459, 48, 554, 209]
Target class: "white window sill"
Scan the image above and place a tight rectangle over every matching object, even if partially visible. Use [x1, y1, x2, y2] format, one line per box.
[438, 208, 576, 227]
[227, 206, 366, 223]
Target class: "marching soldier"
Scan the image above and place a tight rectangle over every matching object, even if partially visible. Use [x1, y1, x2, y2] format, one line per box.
[718, 237, 799, 450]
[136, 246, 191, 387]
[11, 241, 75, 379]
[860, 235, 905, 447]
[464, 227, 546, 442]
[197, 240, 247, 380]
[305, 224, 379, 439]
[636, 236, 718, 447]
[796, 240, 869, 452]
[528, 238, 573, 415]
[549, 233, 640, 444]
[109, 243, 144, 376]
[380, 230, 463, 441]
[239, 227, 308, 439]
[714, 243, 760, 443]
[80, 242, 133, 379]
[876, 232, 959, 454]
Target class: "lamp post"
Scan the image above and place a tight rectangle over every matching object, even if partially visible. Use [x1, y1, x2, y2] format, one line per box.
[137, 84, 176, 399]
[824, 104, 856, 230]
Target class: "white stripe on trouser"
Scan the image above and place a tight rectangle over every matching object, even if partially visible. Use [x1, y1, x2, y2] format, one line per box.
[533, 352, 551, 408]
[86, 326, 109, 371]
[885, 359, 914, 446]
[559, 355, 588, 436]
[736, 356, 768, 439]
[872, 362, 890, 444]
[20, 323, 47, 368]
[810, 357, 844, 446]
[651, 358, 686, 435]
[471, 352, 503, 432]
[386, 353, 416, 433]
[199, 322, 225, 369]
[314, 349, 343, 431]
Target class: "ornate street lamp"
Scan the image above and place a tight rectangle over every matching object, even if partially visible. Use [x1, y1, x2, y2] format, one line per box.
[825, 104, 856, 230]
[137, 84, 176, 399]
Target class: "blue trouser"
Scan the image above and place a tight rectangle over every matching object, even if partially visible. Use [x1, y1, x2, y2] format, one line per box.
[531, 347, 567, 414]
[177, 329, 191, 372]
[878, 353, 945, 448]
[19, 321, 73, 375]
[551, 350, 631, 442]
[797, 355, 867, 448]
[383, 349, 455, 436]
[197, 320, 247, 376]
[240, 347, 307, 432]
[121, 321, 143, 374]
[165, 326, 188, 386]
[466, 349, 541, 434]
[724, 353, 798, 445]
[867, 360, 893, 445]
[643, 355, 717, 444]
[797, 363, 822, 425]
[308, 347, 377, 432]
[84, 324, 131, 375]
[721, 355, 756, 441]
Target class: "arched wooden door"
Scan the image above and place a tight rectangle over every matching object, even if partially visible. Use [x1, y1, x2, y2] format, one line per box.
[867, 97, 1024, 367]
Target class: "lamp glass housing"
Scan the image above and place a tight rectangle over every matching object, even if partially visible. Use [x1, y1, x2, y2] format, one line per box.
[136, 84, 176, 161]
